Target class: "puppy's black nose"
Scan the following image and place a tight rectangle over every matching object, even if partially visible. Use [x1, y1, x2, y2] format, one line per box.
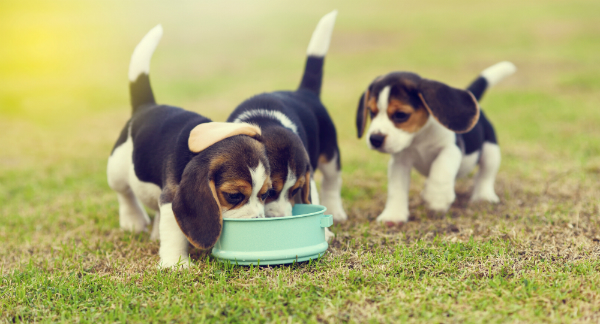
[369, 134, 386, 148]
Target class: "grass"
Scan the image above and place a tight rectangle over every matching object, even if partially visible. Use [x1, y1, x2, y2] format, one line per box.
[1, 0, 600, 322]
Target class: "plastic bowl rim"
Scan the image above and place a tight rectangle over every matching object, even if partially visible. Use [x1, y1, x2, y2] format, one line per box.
[222, 204, 327, 222]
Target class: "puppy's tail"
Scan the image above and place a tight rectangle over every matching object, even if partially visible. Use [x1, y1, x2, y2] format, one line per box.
[129, 24, 163, 114]
[298, 10, 337, 96]
[467, 61, 517, 101]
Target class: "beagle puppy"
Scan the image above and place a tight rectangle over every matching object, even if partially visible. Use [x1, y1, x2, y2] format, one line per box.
[107, 25, 271, 268]
[227, 11, 347, 224]
[356, 62, 516, 224]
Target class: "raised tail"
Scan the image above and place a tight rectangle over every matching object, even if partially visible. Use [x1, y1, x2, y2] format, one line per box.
[467, 61, 517, 101]
[298, 10, 337, 96]
[129, 24, 163, 114]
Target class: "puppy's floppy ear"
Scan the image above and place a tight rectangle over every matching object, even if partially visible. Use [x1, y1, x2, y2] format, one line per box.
[172, 158, 222, 250]
[417, 79, 480, 133]
[189, 122, 261, 153]
[356, 89, 370, 139]
[301, 171, 311, 204]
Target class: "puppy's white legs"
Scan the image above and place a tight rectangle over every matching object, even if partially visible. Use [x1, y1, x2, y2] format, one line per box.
[325, 228, 334, 243]
[150, 210, 160, 241]
[377, 152, 412, 224]
[116, 189, 151, 233]
[421, 145, 462, 212]
[318, 153, 347, 222]
[158, 203, 191, 268]
[470, 142, 501, 203]
[310, 178, 320, 205]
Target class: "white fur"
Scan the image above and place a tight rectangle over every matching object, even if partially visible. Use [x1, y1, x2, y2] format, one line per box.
[306, 10, 337, 57]
[480, 61, 517, 87]
[376, 150, 413, 223]
[233, 109, 298, 134]
[370, 117, 476, 222]
[377, 85, 391, 111]
[128, 24, 163, 82]
[158, 203, 191, 268]
[457, 151, 480, 178]
[470, 143, 501, 203]
[317, 153, 347, 222]
[150, 210, 160, 241]
[107, 129, 151, 233]
[310, 179, 320, 205]
[265, 166, 297, 217]
[224, 162, 268, 219]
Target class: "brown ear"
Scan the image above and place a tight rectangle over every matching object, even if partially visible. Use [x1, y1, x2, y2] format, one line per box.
[356, 90, 370, 138]
[301, 171, 311, 204]
[172, 158, 222, 250]
[189, 122, 261, 153]
[417, 79, 480, 133]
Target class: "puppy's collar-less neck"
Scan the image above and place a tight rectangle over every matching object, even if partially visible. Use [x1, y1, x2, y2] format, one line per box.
[232, 109, 298, 134]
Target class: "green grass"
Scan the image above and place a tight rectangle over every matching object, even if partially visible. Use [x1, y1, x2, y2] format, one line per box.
[2, 0, 600, 322]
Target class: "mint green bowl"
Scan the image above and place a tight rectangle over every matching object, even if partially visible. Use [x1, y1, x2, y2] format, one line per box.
[211, 204, 333, 265]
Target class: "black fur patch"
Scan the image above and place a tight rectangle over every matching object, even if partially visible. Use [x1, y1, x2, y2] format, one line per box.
[130, 74, 156, 113]
[299, 56, 325, 96]
[466, 76, 488, 101]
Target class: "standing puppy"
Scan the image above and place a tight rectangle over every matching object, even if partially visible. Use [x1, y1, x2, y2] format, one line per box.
[356, 62, 516, 224]
[227, 11, 347, 223]
[107, 25, 271, 268]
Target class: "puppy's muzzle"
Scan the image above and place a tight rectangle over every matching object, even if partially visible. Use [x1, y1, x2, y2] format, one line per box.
[369, 133, 386, 148]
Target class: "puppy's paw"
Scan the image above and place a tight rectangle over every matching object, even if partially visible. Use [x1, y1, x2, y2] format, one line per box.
[470, 188, 500, 204]
[375, 208, 409, 225]
[321, 196, 348, 222]
[325, 228, 335, 243]
[421, 183, 455, 213]
[158, 257, 192, 269]
[119, 216, 149, 234]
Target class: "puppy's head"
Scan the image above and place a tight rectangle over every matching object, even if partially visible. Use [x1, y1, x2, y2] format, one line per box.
[260, 127, 311, 218]
[356, 72, 480, 154]
[171, 122, 271, 250]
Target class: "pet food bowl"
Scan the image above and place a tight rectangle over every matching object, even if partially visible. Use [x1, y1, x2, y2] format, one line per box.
[211, 204, 333, 265]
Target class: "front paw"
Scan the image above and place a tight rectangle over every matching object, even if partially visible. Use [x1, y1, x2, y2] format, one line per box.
[470, 188, 500, 203]
[375, 208, 409, 225]
[421, 183, 455, 212]
[158, 256, 192, 269]
[325, 228, 335, 243]
[321, 196, 348, 222]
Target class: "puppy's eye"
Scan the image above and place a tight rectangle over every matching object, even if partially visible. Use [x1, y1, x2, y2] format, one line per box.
[290, 187, 300, 198]
[260, 191, 269, 201]
[391, 111, 410, 123]
[223, 192, 245, 205]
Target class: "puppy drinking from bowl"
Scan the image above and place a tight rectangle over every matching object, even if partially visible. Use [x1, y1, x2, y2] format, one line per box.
[107, 25, 271, 268]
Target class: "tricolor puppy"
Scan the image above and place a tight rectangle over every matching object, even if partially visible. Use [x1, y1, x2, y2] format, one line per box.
[356, 62, 516, 224]
[227, 11, 347, 224]
[107, 25, 271, 268]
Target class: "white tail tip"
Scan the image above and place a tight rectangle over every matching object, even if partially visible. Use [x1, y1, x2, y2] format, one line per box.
[128, 24, 163, 82]
[306, 10, 338, 57]
[481, 61, 517, 87]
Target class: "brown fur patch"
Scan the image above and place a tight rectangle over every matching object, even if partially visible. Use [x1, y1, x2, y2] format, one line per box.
[216, 179, 252, 210]
[367, 95, 378, 115]
[387, 98, 429, 133]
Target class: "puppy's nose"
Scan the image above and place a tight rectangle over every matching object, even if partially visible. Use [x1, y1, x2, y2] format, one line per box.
[369, 133, 386, 148]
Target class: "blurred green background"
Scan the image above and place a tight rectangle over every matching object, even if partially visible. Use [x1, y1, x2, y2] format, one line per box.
[1, 0, 600, 247]
[2, 1, 600, 322]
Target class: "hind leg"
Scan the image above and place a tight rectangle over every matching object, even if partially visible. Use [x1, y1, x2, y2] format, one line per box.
[115, 189, 151, 233]
[318, 152, 347, 222]
[470, 142, 501, 203]
[150, 209, 160, 240]
[107, 139, 151, 233]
